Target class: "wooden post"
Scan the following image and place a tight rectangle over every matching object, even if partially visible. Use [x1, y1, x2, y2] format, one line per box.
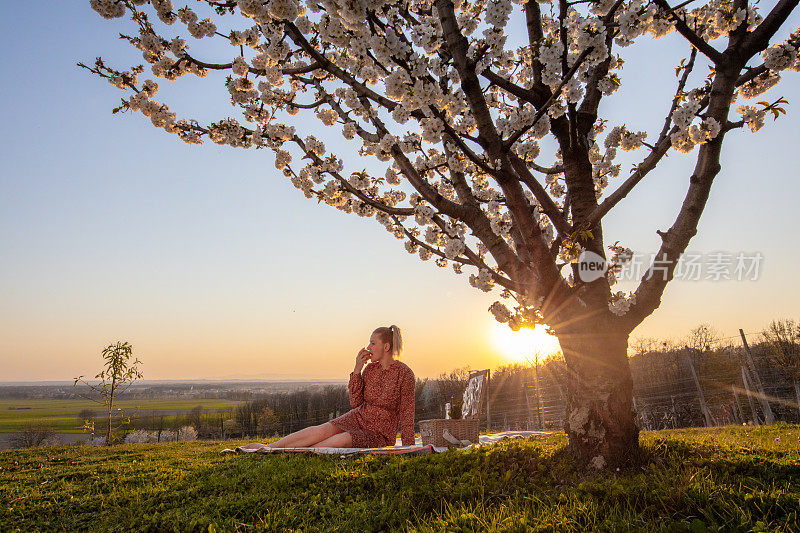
[553, 373, 565, 429]
[670, 396, 677, 428]
[685, 348, 715, 427]
[486, 370, 491, 431]
[739, 329, 775, 424]
[631, 397, 642, 429]
[524, 388, 533, 428]
[741, 366, 760, 426]
[731, 385, 744, 424]
[533, 355, 543, 429]
[794, 380, 800, 417]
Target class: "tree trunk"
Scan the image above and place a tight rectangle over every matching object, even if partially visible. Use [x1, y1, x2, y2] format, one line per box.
[558, 325, 639, 469]
[106, 407, 112, 446]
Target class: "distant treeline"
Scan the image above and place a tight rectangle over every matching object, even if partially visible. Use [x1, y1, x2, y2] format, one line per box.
[110, 372, 479, 439]
[8, 318, 800, 444]
[76, 319, 800, 439]
[0, 381, 345, 401]
[212, 318, 800, 437]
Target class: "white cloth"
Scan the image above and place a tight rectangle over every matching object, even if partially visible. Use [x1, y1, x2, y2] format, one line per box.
[221, 430, 552, 455]
[395, 430, 551, 452]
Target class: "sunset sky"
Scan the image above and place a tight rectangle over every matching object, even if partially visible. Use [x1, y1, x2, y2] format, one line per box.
[1, 3, 799, 381]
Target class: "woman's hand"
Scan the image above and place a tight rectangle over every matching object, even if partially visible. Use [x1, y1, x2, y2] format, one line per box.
[354, 348, 371, 373]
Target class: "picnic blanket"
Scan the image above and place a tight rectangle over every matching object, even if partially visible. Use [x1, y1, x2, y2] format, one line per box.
[220, 430, 551, 456]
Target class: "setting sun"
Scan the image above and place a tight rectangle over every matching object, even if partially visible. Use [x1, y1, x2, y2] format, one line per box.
[490, 322, 561, 364]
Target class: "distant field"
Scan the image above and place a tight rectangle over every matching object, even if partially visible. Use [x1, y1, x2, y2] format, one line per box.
[0, 399, 243, 433]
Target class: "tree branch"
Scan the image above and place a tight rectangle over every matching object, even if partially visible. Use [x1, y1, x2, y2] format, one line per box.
[435, 0, 555, 274]
[618, 66, 743, 333]
[579, 48, 699, 229]
[739, 0, 800, 58]
[653, 0, 726, 64]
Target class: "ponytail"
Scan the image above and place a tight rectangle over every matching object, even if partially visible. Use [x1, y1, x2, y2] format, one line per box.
[374, 325, 403, 358]
[390, 324, 403, 357]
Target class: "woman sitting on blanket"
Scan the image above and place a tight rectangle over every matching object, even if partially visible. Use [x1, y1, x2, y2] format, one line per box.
[243, 325, 416, 449]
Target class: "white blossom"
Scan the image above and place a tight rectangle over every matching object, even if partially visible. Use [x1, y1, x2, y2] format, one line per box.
[316, 108, 338, 126]
[178, 426, 198, 441]
[90, 0, 125, 19]
[275, 149, 292, 169]
[469, 268, 495, 292]
[489, 301, 512, 323]
[737, 105, 766, 132]
[763, 43, 797, 72]
[608, 291, 636, 316]
[232, 56, 249, 77]
[268, 0, 299, 21]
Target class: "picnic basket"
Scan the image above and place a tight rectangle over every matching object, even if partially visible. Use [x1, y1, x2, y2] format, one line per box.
[419, 370, 488, 447]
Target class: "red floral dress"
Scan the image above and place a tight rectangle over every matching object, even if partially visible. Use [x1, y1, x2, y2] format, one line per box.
[330, 359, 416, 448]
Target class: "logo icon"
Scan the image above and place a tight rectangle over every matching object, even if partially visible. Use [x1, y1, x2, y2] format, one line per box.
[577, 250, 607, 282]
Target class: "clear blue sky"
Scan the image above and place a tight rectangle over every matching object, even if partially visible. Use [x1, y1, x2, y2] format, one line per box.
[1, 3, 798, 381]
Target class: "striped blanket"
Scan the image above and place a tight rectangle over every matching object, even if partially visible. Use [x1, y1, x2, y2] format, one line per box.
[220, 431, 551, 456]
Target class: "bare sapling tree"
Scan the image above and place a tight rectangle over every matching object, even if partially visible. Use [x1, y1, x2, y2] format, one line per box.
[687, 323, 719, 353]
[74, 341, 143, 445]
[83, 0, 799, 467]
[761, 318, 800, 379]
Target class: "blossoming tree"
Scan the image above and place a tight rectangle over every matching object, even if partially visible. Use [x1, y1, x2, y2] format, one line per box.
[84, 0, 799, 468]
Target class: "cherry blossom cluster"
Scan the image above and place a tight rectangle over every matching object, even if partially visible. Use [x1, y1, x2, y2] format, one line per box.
[606, 242, 634, 287]
[680, 0, 762, 42]
[668, 90, 722, 153]
[608, 290, 637, 316]
[488, 292, 546, 331]
[735, 38, 799, 105]
[85, 0, 797, 326]
[735, 105, 766, 132]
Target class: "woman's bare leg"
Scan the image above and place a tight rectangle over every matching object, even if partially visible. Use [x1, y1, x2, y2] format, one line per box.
[267, 422, 343, 448]
[311, 432, 353, 448]
[239, 442, 269, 450]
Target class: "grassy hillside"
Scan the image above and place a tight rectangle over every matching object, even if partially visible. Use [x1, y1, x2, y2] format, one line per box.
[1, 424, 799, 532]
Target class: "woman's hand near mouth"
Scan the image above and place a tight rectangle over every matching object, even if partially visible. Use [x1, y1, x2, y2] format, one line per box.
[354, 348, 371, 373]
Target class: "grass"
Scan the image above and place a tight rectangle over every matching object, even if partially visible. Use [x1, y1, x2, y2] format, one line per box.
[0, 399, 242, 433]
[1, 424, 799, 532]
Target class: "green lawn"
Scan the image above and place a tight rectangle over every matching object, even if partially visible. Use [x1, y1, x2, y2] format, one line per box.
[0, 399, 242, 433]
[1, 424, 799, 531]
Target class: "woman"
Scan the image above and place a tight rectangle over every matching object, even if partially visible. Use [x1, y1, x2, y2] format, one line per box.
[257, 325, 416, 449]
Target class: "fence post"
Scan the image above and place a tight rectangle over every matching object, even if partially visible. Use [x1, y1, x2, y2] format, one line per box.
[731, 385, 744, 424]
[524, 388, 533, 428]
[741, 366, 760, 426]
[486, 370, 491, 432]
[739, 329, 775, 424]
[794, 381, 800, 418]
[685, 348, 715, 427]
[524, 387, 543, 430]
[670, 396, 677, 428]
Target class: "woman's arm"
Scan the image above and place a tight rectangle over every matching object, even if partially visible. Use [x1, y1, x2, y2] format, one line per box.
[399, 368, 416, 446]
[348, 350, 370, 408]
[348, 369, 365, 408]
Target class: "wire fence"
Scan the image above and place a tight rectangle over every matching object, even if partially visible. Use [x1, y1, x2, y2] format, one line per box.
[468, 329, 800, 433]
[112, 329, 800, 437]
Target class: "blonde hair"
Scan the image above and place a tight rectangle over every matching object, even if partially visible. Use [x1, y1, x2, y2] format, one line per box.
[373, 325, 403, 357]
